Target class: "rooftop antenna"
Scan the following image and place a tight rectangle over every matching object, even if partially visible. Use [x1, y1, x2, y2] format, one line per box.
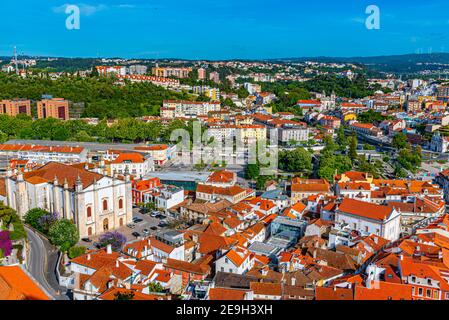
[14, 46, 19, 75]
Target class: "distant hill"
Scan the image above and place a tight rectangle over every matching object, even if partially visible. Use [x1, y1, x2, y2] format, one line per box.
[3, 52, 449, 74]
[272, 53, 449, 74]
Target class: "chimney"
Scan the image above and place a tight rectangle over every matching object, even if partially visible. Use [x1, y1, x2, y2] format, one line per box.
[291, 277, 296, 286]
[87, 254, 91, 261]
[106, 244, 112, 254]
[313, 249, 317, 259]
[399, 254, 404, 261]
[116, 260, 119, 268]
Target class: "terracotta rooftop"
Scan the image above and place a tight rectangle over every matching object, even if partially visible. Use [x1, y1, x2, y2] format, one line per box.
[338, 198, 394, 221]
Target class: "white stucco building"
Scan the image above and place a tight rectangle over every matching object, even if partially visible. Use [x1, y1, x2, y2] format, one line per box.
[335, 198, 401, 241]
[5, 162, 133, 238]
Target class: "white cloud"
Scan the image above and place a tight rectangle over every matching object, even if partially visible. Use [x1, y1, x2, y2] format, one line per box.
[52, 3, 108, 17]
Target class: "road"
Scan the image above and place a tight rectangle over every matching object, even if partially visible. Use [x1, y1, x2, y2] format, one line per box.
[25, 227, 69, 300]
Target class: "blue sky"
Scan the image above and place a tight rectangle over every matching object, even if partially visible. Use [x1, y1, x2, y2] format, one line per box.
[1, 0, 449, 59]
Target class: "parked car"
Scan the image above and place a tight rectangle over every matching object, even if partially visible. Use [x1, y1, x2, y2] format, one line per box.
[81, 237, 92, 243]
[143, 229, 150, 236]
[132, 232, 141, 238]
[126, 223, 136, 229]
[150, 211, 159, 218]
[150, 226, 158, 231]
[158, 222, 168, 228]
[133, 217, 143, 223]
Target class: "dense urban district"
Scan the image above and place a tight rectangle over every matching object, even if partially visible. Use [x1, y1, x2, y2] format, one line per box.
[2, 54, 449, 301]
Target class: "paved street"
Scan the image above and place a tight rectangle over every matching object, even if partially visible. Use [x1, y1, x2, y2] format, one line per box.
[25, 227, 69, 300]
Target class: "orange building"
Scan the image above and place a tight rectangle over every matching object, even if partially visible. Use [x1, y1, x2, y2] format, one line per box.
[0, 99, 31, 117]
[37, 98, 69, 120]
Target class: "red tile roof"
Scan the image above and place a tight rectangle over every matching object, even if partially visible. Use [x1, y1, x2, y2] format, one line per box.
[338, 198, 394, 221]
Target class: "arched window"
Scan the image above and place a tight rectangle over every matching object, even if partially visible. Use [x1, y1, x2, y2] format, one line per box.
[118, 198, 124, 209]
[103, 199, 108, 211]
[86, 206, 92, 218]
[103, 218, 109, 231]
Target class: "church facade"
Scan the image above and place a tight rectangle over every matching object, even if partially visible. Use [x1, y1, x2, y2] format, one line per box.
[5, 162, 133, 238]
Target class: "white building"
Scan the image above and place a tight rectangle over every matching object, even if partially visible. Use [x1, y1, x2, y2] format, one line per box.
[335, 198, 401, 241]
[5, 162, 133, 238]
[161, 100, 221, 118]
[215, 247, 254, 275]
[152, 185, 185, 210]
[109, 152, 154, 179]
[0, 144, 88, 164]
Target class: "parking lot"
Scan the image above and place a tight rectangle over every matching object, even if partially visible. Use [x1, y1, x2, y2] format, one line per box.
[79, 207, 175, 250]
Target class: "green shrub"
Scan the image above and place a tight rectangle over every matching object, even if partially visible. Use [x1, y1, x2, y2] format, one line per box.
[68, 246, 86, 259]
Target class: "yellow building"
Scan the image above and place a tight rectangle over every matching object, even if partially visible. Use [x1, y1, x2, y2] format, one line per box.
[205, 88, 220, 101]
[343, 113, 357, 122]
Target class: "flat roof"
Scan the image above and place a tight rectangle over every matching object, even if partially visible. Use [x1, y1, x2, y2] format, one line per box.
[248, 241, 280, 256]
[272, 216, 307, 228]
[146, 171, 211, 183]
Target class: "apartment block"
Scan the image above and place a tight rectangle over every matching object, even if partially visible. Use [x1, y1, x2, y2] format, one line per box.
[161, 100, 221, 118]
[37, 98, 70, 120]
[0, 99, 31, 117]
[152, 67, 192, 78]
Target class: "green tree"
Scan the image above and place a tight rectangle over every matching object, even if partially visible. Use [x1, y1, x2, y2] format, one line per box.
[336, 126, 348, 151]
[48, 219, 79, 252]
[114, 291, 135, 300]
[147, 282, 165, 293]
[68, 246, 86, 259]
[24, 208, 49, 232]
[392, 133, 409, 150]
[348, 135, 358, 161]
[245, 163, 260, 180]
[278, 148, 312, 173]
[0, 203, 26, 241]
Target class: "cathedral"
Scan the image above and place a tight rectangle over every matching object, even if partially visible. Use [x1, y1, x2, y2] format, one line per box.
[5, 162, 133, 238]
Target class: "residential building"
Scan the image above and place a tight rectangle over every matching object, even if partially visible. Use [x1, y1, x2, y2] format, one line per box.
[196, 184, 250, 204]
[0, 99, 31, 117]
[134, 144, 176, 166]
[37, 98, 70, 121]
[291, 178, 332, 204]
[0, 144, 88, 164]
[215, 247, 254, 274]
[152, 67, 192, 78]
[161, 100, 221, 118]
[109, 152, 154, 178]
[335, 198, 401, 241]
